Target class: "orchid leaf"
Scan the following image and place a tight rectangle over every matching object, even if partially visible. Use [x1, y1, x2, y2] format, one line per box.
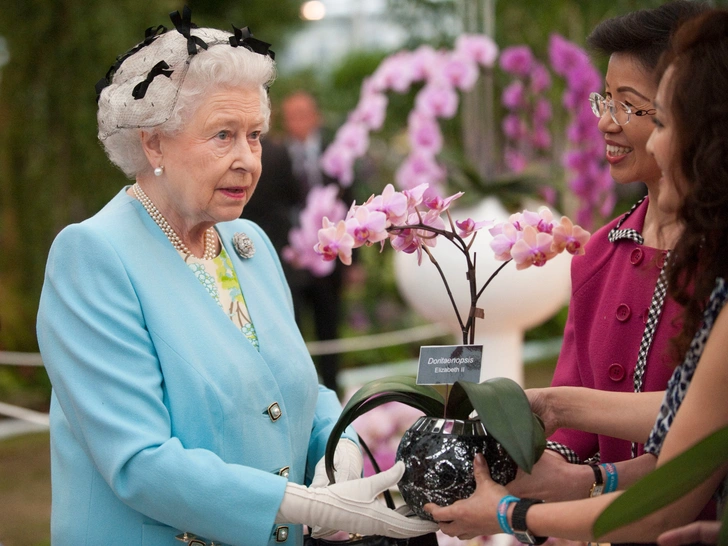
[325, 376, 445, 482]
[451, 378, 544, 472]
[444, 382, 475, 420]
[593, 426, 728, 541]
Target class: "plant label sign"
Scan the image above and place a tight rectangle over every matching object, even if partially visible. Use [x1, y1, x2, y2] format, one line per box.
[416, 344, 483, 385]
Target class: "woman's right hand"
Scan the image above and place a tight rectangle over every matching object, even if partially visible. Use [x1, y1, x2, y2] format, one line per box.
[526, 388, 560, 436]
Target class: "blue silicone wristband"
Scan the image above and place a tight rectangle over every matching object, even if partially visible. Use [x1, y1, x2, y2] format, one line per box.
[497, 495, 520, 535]
[601, 463, 618, 493]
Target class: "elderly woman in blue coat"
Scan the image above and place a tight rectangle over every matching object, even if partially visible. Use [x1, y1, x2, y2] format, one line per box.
[36, 8, 437, 546]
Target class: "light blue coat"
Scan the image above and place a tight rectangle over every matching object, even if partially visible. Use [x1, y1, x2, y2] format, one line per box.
[37, 188, 354, 546]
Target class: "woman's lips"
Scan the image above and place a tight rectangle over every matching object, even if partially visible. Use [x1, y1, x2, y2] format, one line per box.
[606, 143, 632, 165]
[219, 187, 247, 200]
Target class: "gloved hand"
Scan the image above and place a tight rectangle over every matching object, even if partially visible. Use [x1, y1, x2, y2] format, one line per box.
[310, 438, 364, 538]
[275, 461, 439, 539]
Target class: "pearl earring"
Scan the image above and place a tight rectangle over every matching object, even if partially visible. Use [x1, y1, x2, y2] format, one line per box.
[154, 166, 164, 177]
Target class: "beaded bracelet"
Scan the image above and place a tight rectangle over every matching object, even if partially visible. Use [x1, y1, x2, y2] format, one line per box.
[497, 494, 520, 535]
[601, 462, 618, 493]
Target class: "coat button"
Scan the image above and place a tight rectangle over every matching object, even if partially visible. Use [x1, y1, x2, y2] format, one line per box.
[657, 250, 668, 269]
[267, 402, 282, 422]
[276, 526, 289, 542]
[630, 248, 644, 265]
[641, 308, 650, 324]
[608, 363, 626, 382]
[616, 303, 631, 322]
[278, 466, 290, 478]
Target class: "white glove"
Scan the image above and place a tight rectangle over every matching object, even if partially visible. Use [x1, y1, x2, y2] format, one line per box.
[310, 439, 364, 538]
[275, 461, 439, 539]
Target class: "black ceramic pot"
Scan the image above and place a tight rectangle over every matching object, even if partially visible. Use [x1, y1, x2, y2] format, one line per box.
[395, 416, 518, 520]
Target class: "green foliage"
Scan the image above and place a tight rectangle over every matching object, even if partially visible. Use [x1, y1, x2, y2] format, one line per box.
[593, 426, 728, 542]
[449, 379, 545, 471]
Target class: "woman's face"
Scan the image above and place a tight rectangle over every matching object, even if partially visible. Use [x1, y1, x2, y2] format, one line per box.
[598, 53, 661, 186]
[646, 66, 683, 214]
[154, 86, 264, 230]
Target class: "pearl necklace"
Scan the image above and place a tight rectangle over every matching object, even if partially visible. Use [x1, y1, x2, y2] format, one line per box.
[133, 183, 217, 260]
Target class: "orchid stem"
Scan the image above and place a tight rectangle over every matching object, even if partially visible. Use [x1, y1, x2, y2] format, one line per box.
[422, 246, 467, 335]
[476, 259, 512, 301]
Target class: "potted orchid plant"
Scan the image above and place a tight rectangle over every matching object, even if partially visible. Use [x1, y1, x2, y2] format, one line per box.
[317, 181, 590, 518]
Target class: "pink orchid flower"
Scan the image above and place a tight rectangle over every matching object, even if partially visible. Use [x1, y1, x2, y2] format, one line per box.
[499, 45, 534, 76]
[502, 80, 526, 109]
[521, 206, 555, 234]
[422, 186, 464, 212]
[366, 183, 409, 225]
[390, 210, 445, 265]
[552, 216, 591, 255]
[408, 110, 444, 155]
[349, 91, 388, 131]
[410, 44, 439, 82]
[440, 51, 479, 91]
[502, 114, 526, 140]
[414, 83, 459, 119]
[489, 222, 521, 260]
[394, 151, 447, 192]
[530, 63, 552, 94]
[454, 34, 498, 68]
[455, 218, 494, 238]
[345, 206, 389, 247]
[320, 144, 355, 187]
[335, 121, 370, 157]
[504, 148, 527, 173]
[402, 183, 429, 210]
[369, 52, 415, 94]
[315, 218, 354, 265]
[510, 225, 557, 270]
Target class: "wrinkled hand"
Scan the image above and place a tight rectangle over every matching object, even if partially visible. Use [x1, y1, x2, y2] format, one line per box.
[310, 439, 363, 537]
[506, 450, 582, 501]
[424, 454, 508, 541]
[526, 388, 559, 436]
[277, 461, 439, 539]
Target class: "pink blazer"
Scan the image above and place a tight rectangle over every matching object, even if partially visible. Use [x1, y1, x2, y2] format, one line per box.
[550, 198, 683, 463]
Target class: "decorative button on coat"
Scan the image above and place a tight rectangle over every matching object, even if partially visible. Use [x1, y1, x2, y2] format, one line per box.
[616, 304, 631, 322]
[275, 526, 289, 542]
[608, 363, 626, 382]
[267, 402, 282, 421]
[630, 248, 644, 265]
[278, 466, 290, 478]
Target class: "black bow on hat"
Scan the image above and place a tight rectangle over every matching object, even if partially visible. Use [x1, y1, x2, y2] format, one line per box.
[229, 25, 275, 60]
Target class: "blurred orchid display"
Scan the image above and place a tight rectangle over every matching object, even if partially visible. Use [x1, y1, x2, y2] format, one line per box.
[283, 32, 609, 276]
[314, 182, 590, 344]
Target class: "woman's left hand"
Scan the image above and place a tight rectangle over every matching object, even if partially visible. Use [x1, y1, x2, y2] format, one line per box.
[424, 453, 509, 540]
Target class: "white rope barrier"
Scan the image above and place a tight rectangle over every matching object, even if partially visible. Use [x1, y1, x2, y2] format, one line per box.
[0, 350, 44, 366]
[0, 401, 49, 426]
[0, 323, 452, 366]
[304, 323, 450, 356]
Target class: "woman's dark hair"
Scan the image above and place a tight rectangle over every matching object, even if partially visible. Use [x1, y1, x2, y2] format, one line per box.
[587, 0, 709, 73]
[659, 9, 728, 361]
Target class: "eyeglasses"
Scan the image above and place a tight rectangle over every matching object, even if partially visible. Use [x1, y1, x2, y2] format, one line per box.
[589, 92, 656, 126]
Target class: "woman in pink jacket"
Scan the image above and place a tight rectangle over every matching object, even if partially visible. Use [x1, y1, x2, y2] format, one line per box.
[507, 1, 710, 505]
